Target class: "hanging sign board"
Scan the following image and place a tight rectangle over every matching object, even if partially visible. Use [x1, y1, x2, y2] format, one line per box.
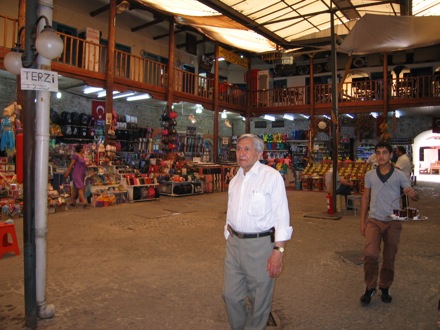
[20, 68, 58, 92]
[106, 113, 113, 125]
[219, 46, 249, 68]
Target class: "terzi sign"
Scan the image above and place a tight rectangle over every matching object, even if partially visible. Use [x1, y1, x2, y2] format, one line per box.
[219, 46, 249, 68]
[20, 68, 58, 92]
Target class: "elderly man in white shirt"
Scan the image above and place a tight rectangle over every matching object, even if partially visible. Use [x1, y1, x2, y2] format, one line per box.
[223, 134, 293, 330]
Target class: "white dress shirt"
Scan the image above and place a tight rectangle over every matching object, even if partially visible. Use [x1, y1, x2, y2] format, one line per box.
[224, 161, 293, 242]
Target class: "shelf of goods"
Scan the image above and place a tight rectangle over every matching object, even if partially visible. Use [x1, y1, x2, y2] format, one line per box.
[338, 136, 353, 160]
[88, 167, 128, 207]
[299, 159, 371, 192]
[219, 136, 237, 163]
[121, 174, 159, 202]
[357, 143, 375, 161]
[194, 164, 223, 193]
[221, 164, 239, 191]
[159, 180, 203, 197]
[47, 182, 70, 213]
[300, 161, 332, 191]
[179, 131, 204, 160]
[337, 160, 371, 193]
[286, 140, 308, 170]
[312, 139, 330, 162]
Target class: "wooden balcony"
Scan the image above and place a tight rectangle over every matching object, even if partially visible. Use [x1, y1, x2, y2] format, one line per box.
[1, 14, 439, 116]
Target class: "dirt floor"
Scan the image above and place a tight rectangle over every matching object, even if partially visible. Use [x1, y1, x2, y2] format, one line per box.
[0, 181, 439, 330]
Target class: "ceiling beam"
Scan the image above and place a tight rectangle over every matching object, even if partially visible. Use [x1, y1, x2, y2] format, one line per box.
[197, 0, 291, 48]
[90, 4, 110, 17]
[131, 18, 164, 32]
[153, 28, 186, 41]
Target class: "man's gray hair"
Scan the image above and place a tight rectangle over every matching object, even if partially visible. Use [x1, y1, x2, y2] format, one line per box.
[237, 134, 265, 152]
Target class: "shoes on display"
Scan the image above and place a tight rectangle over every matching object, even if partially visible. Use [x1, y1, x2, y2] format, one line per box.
[360, 288, 376, 305]
[380, 287, 392, 303]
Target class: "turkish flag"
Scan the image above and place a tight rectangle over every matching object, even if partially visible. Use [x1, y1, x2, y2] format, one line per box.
[91, 100, 106, 121]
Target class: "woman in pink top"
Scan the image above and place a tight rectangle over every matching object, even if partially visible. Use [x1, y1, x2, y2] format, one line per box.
[64, 144, 90, 207]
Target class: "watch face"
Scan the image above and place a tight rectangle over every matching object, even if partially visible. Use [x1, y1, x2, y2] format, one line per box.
[275, 246, 284, 253]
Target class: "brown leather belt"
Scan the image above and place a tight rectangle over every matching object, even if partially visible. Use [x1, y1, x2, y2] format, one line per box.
[227, 224, 274, 241]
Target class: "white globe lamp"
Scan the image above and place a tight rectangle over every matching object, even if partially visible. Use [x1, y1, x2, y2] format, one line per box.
[4, 51, 23, 75]
[318, 121, 327, 130]
[35, 26, 64, 60]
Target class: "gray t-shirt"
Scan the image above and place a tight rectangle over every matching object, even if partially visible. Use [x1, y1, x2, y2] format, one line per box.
[364, 166, 411, 221]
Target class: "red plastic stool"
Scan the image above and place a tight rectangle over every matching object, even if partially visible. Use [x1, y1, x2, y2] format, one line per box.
[0, 223, 20, 258]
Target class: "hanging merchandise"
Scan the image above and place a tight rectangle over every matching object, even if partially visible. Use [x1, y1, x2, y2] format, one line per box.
[160, 105, 179, 153]
[1, 102, 18, 160]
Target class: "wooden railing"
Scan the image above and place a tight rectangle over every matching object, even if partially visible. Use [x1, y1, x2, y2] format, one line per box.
[0, 14, 19, 52]
[340, 79, 383, 102]
[1, 15, 439, 112]
[218, 82, 246, 107]
[54, 33, 106, 74]
[174, 68, 213, 97]
[249, 86, 307, 107]
[53, 32, 168, 87]
[391, 76, 439, 99]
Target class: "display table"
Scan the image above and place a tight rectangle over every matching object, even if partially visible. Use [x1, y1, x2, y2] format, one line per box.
[121, 174, 159, 202]
[159, 180, 203, 197]
[194, 164, 222, 193]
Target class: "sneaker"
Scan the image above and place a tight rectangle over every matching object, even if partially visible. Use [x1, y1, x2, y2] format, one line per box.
[380, 287, 392, 303]
[360, 288, 376, 305]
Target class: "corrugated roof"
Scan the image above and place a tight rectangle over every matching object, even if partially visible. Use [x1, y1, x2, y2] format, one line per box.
[137, 0, 440, 53]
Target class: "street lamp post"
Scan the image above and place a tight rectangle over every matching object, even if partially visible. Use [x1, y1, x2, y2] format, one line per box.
[4, 0, 63, 327]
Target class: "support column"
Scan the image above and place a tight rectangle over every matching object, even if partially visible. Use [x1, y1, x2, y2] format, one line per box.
[104, 0, 116, 145]
[167, 20, 175, 108]
[245, 57, 251, 133]
[23, 0, 37, 327]
[213, 43, 219, 163]
[35, 0, 56, 319]
[308, 54, 315, 157]
[330, 10, 339, 211]
[383, 52, 389, 117]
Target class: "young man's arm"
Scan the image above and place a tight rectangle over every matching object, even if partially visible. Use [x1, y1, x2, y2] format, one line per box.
[360, 187, 371, 236]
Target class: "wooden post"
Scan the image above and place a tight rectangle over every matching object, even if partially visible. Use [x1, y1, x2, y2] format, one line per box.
[166, 20, 175, 107]
[104, 0, 116, 146]
[213, 44, 219, 163]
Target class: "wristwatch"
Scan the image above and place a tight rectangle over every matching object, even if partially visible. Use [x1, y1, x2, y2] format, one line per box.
[273, 246, 285, 253]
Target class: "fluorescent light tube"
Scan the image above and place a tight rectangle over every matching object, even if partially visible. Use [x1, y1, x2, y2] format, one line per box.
[126, 93, 151, 101]
[263, 115, 275, 121]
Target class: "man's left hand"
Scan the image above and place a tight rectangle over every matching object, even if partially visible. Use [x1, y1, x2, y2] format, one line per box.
[266, 252, 283, 278]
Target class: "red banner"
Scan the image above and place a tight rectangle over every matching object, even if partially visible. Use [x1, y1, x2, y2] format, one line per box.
[91, 100, 106, 121]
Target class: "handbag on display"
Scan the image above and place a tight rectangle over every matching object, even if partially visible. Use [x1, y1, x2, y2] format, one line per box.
[60, 111, 72, 125]
[71, 112, 81, 126]
[80, 113, 90, 126]
[50, 108, 61, 124]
